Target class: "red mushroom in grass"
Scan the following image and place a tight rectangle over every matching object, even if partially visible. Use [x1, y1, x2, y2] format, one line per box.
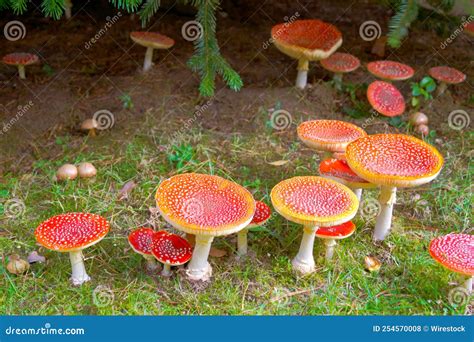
[429, 66, 466, 96]
[430, 233, 474, 292]
[319, 158, 376, 200]
[2, 53, 39, 79]
[346, 134, 443, 241]
[271, 176, 358, 274]
[320, 52, 360, 90]
[237, 200, 271, 256]
[297, 120, 367, 159]
[128, 228, 162, 272]
[151, 231, 192, 277]
[130, 31, 174, 72]
[315, 221, 356, 260]
[34, 212, 110, 286]
[271, 19, 342, 89]
[367, 60, 414, 82]
[156, 173, 255, 281]
[367, 81, 406, 117]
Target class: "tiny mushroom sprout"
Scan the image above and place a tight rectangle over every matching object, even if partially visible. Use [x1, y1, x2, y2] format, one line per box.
[367, 81, 406, 117]
[319, 158, 376, 200]
[80, 118, 99, 136]
[346, 134, 443, 242]
[130, 31, 175, 72]
[271, 176, 358, 274]
[77, 162, 97, 179]
[34, 212, 110, 286]
[320, 52, 360, 90]
[2, 53, 39, 79]
[56, 164, 78, 181]
[367, 60, 414, 82]
[128, 227, 162, 272]
[428, 66, 466, 96]
[155, 173, 255, 281]
[297, 120, 367, 159]
[151, 231, 193, 276]
[271, 19, 342, 89]
[315, 221, 356, 260]
[237, 200, 271, 256]
[429, 233, 474, 293]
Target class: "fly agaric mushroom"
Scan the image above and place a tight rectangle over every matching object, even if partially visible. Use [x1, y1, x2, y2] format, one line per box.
[429, 233, 473, 292]
[271, 176, 358, 274]
[297, 120, 367, 159]
[2, 53, 39, 79]
[151, 231, 193, 276]
[465, 22, 474, 37]
[320, 52, 360, 90]
[128, 227, 162, 272]
[80, 119, 99, 136]
[155, 173, 255, 281]
[367, 81, 406, 117]
[34, 212, 110, 285]
[428, 66, 466, 96]
[237, 200, 271, 256]
[271, 19, 342, 89]
[319, 158, 376, 200]
[367, 60, 414, 82]
[56, 164, 78, 181]
[346, 134, 443, 241]
[315, 221, 356, 260]
[77, 162, 97, 179]
[130, 31, 175, 72]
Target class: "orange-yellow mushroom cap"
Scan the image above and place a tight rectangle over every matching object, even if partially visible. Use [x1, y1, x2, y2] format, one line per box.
[429, 66, 466, 84]
[321, 52, 360, 73]
[130, 31, 175, 49]
[367, 60, 414, 81]
[367, 81, 406, 117]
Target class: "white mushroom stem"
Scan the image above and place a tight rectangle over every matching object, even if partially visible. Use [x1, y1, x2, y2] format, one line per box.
[353, 188, 362, 201]
[465, 276, 473, 293]
[324, 239, 337, 260]
[143, 47, 154, 72]
[295, 59, 309, 89]
[69, 250, 90, 286]
[186, 235, 213, 281]
[292, 224, 318, 274]
[18, 65, 26, 79]
[436, 82, 447, 96]
[373, 186, 397, 241]
[237, 228, 248, 256]
[64, 0, 72, 19]
[333, 73, 343, 90]
[161, 263, 172, 277]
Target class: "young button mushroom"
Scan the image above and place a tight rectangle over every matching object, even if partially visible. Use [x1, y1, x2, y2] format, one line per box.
[128, 227, 162, 272]
[320, 52, 360, 90]
[80, 119, 99, 136]
[155, 173, 255, 281]
[237, 200, 271, 256]
[130, 31, 175, 72]
[77, 162, 97, 179]
[367, 81, 406, 117]
[34, 212, 110, 285]
[315, 221, 356, 260]
[429, 233, 473, 293]
[271, 176, 358, 274]
[56, 164, 78, 181]
[151, 231, 192, 276]
[271, 19, 342, 89]
[346, 134, 443, 241]
[319, 158, 376, 200]
[428, 66, 466, 96]
[2, 53, 39, 79]
[297, 120, 367, 159]
[367, 60, 414, 82]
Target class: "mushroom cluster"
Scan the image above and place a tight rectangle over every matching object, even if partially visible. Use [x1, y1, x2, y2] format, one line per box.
[56, 162, 97, 181]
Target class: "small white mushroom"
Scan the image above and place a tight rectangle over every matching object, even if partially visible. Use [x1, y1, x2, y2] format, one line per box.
[78, 162, 97, 178]
[57, 164, 78, 181]
[80, 119, 99, 136]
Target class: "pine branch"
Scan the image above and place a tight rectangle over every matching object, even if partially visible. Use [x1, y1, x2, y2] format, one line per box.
[9, 0, 28, 14]
[108, 0, 143, 13]
[387, 0, 419, 48]
[0, 0, 10, 10]
[139, 0, 160, 27]
[42, 0, 64, 19]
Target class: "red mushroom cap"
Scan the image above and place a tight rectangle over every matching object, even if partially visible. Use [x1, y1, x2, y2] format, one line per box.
[346, 134, 443, 187]
[429, 233, 474, 276]
[428, 66, 466, 84]
[130, 31, 175, 49]
[35, 212, 110, 252]
[465, 22, 474, 37]
[271, 19, 342, 61]
[367, 81, 406, 117]
[319, 158, 375, 189]
[367, 60, 414, 81]
[151, 232, 192, 266]
[297, 120, 367, 153]
[248, 201, 272, 228]
[128, 227, 157, 255]
[315, 221, 356, 239]
[320, 52, 360, 73]
[2, 53, 39, 66]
